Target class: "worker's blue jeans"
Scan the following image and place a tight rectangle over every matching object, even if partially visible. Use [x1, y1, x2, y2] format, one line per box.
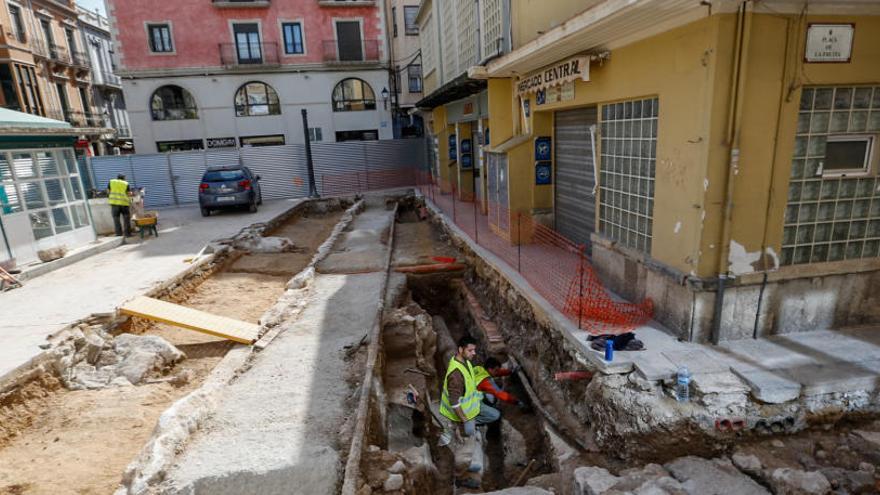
[476, 403, 500, 425]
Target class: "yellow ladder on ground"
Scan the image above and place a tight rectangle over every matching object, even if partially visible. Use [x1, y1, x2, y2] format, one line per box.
[119, 296, 260, 344]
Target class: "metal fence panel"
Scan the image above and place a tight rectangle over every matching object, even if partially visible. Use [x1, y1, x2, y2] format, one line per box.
[90, 155, 135, 193]
[169, 151, 208, 205]
[130, 154, 175, 207]
[88, 139, 425, 206]
[240, 145, 308, 200]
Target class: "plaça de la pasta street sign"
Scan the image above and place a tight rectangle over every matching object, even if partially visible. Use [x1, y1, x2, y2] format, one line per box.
[516, 56, 590, 96]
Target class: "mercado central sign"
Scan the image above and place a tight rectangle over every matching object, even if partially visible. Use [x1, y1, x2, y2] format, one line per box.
[516, 56, 590, 96]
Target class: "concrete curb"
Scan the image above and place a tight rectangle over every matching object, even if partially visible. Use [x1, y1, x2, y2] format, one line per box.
[339, 201, 398, 495]
[16, 236, 124, 283]
[115, 197, 363, 495]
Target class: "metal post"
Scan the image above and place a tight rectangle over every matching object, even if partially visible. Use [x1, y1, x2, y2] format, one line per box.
[301, 109, 319, 198]
[517, 212, 522, 272]
[473, 198, 478, 244]
[578, 244, 585, 330]
[321, 174, 325, 196]
[452, 184, 456, 223]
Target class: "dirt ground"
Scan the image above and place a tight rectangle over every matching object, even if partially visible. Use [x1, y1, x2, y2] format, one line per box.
[0, 211, 345, 495]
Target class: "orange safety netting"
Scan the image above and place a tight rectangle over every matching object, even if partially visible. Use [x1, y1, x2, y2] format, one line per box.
[414, 171, 654, 335]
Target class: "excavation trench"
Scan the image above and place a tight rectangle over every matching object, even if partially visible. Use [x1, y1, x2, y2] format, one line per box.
[0, 199, 349, 495]
[350, 201, 580, 495]
[348, 196, 880, 495]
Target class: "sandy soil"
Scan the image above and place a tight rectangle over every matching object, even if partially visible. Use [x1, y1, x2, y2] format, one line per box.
[0, 211, 346, 495]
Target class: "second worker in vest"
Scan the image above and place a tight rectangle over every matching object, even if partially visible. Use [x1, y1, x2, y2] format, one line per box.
[107, 174, 133, 237]
[440, 336, 501, 440]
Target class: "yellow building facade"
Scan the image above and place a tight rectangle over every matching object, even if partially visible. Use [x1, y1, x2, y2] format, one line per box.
[420, 0, 880, 342]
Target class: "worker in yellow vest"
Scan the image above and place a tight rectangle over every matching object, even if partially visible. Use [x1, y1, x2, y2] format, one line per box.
[107, 174, 132, 237]
[440, 336, 500, 439]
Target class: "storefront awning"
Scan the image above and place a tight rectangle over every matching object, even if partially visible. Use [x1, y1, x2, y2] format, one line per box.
[415, 73, 487, 110]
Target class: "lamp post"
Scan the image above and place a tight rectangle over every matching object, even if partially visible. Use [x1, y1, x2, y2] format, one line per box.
[381, 87, 389, 110]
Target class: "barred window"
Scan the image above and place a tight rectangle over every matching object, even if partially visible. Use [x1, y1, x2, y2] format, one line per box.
[598, 97, 658, 254]
[782, 86, 880, 265]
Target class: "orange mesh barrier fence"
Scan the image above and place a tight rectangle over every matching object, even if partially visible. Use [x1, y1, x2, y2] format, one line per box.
[415, 171, 653, 335]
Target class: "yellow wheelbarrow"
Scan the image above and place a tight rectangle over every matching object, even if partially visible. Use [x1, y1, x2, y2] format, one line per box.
[133, 210, 159, 239]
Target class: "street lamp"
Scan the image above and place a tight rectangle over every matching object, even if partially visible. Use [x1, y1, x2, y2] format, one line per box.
[381, 87, 389, 109]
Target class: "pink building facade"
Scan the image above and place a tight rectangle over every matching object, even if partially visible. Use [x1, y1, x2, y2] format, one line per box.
[106, 0, 393, 153]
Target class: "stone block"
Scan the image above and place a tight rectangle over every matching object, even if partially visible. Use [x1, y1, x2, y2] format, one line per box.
[665, 456, 770, 495]
[573, 466, 619, 495]
[661, 350, 730, 375]
[769, 468, 831, 495]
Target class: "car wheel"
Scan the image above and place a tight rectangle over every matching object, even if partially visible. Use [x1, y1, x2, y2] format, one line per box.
[201, 207, 210, 217]
[249, 199, 258, 213]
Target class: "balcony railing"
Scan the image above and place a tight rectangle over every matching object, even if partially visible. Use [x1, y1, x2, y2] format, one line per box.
[212, 0, 270, 6]
[85, 112, 106, 127]
[49, 43, 71, 64]
[116, 126, 132, 138]
[97, 73, 123, 88]
[321, 39, 380, 63]
[219, 42, 280, 67]
[64, 110, 86, 127]
[71, 50, 90, 68]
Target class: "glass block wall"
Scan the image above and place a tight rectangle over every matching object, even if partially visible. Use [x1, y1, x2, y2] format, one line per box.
[782, 86, 880, 265]
[598, 97, 658, 254]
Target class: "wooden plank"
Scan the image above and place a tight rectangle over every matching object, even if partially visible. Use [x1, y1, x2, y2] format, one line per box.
[119, 296, 259, 344]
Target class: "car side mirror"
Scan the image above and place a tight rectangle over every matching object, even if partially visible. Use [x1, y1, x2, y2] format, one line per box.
[255, 175, 261, 180]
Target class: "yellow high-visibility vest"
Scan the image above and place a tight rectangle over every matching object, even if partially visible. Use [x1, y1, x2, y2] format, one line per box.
[472, 366, 491, 385]
[440, 356, 481, 422]
[108, 179, 130, 206]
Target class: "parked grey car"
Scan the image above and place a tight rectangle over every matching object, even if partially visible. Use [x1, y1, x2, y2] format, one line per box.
[198, 165, 263, 216]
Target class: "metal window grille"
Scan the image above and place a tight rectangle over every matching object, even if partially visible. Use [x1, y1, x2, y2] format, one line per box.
[456, 0, 477, 74]
[598, 97, 658, 254]
[782, 85, 880, 265]
[480, 0, 503, 60]
[441, 4, 458, 83]
[421, 14, 436, 75]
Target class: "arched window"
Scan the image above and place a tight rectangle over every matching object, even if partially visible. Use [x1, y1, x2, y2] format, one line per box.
[150, 85, 198, 121]
[332, 78, 376, 112]
[234, 81, 281, 117]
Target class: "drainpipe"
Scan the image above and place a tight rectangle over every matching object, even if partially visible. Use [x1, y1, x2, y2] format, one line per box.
[711, 0, 752, 345]
[752, 17, 795, 339]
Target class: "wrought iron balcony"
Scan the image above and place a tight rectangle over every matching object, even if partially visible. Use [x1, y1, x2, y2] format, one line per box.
[64, 110, 86, 127]
[96, 73, 123, 89]
[116, 126, 132, 138]
[212, 0, 270, 6]
[219, 42, 280, 67]
[321, 39, 380, 63]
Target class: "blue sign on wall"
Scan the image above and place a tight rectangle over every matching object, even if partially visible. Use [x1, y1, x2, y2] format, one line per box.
[484, 128, 490, 146]
[535, 136, 552, 161]
[448, 134, 457, 160]
[536, 90, 546, 106]
[535, 161, 552, 185]
[461, 153, 473, 169]
[460, 138, 472, 153]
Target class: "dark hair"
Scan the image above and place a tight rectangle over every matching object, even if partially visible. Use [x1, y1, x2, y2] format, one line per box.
[484, 357, 501, 369]
[457, 336, 478, 349]
[117, 174, 126, 180]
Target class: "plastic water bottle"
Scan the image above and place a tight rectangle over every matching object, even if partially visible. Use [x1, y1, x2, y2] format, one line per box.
[676, 366, 690, 402]
[604, 339, 614, 362]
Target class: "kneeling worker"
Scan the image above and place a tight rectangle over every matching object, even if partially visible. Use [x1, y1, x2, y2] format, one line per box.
[440, 336, 500, 439]
[473, 357, 524, 408]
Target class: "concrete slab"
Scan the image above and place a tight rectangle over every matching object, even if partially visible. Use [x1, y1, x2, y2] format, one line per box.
[0, 199, 303, 381]
[665, 456, 770, 495]
[692, 371, 750, 395]
[730, 367, 802, 404]
[317, 200, 392, 274]
[662, 350, 730, 375]
[16, 235, 124, 282]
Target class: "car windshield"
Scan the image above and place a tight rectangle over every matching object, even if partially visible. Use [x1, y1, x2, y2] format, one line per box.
[203, 170, 245, 182]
